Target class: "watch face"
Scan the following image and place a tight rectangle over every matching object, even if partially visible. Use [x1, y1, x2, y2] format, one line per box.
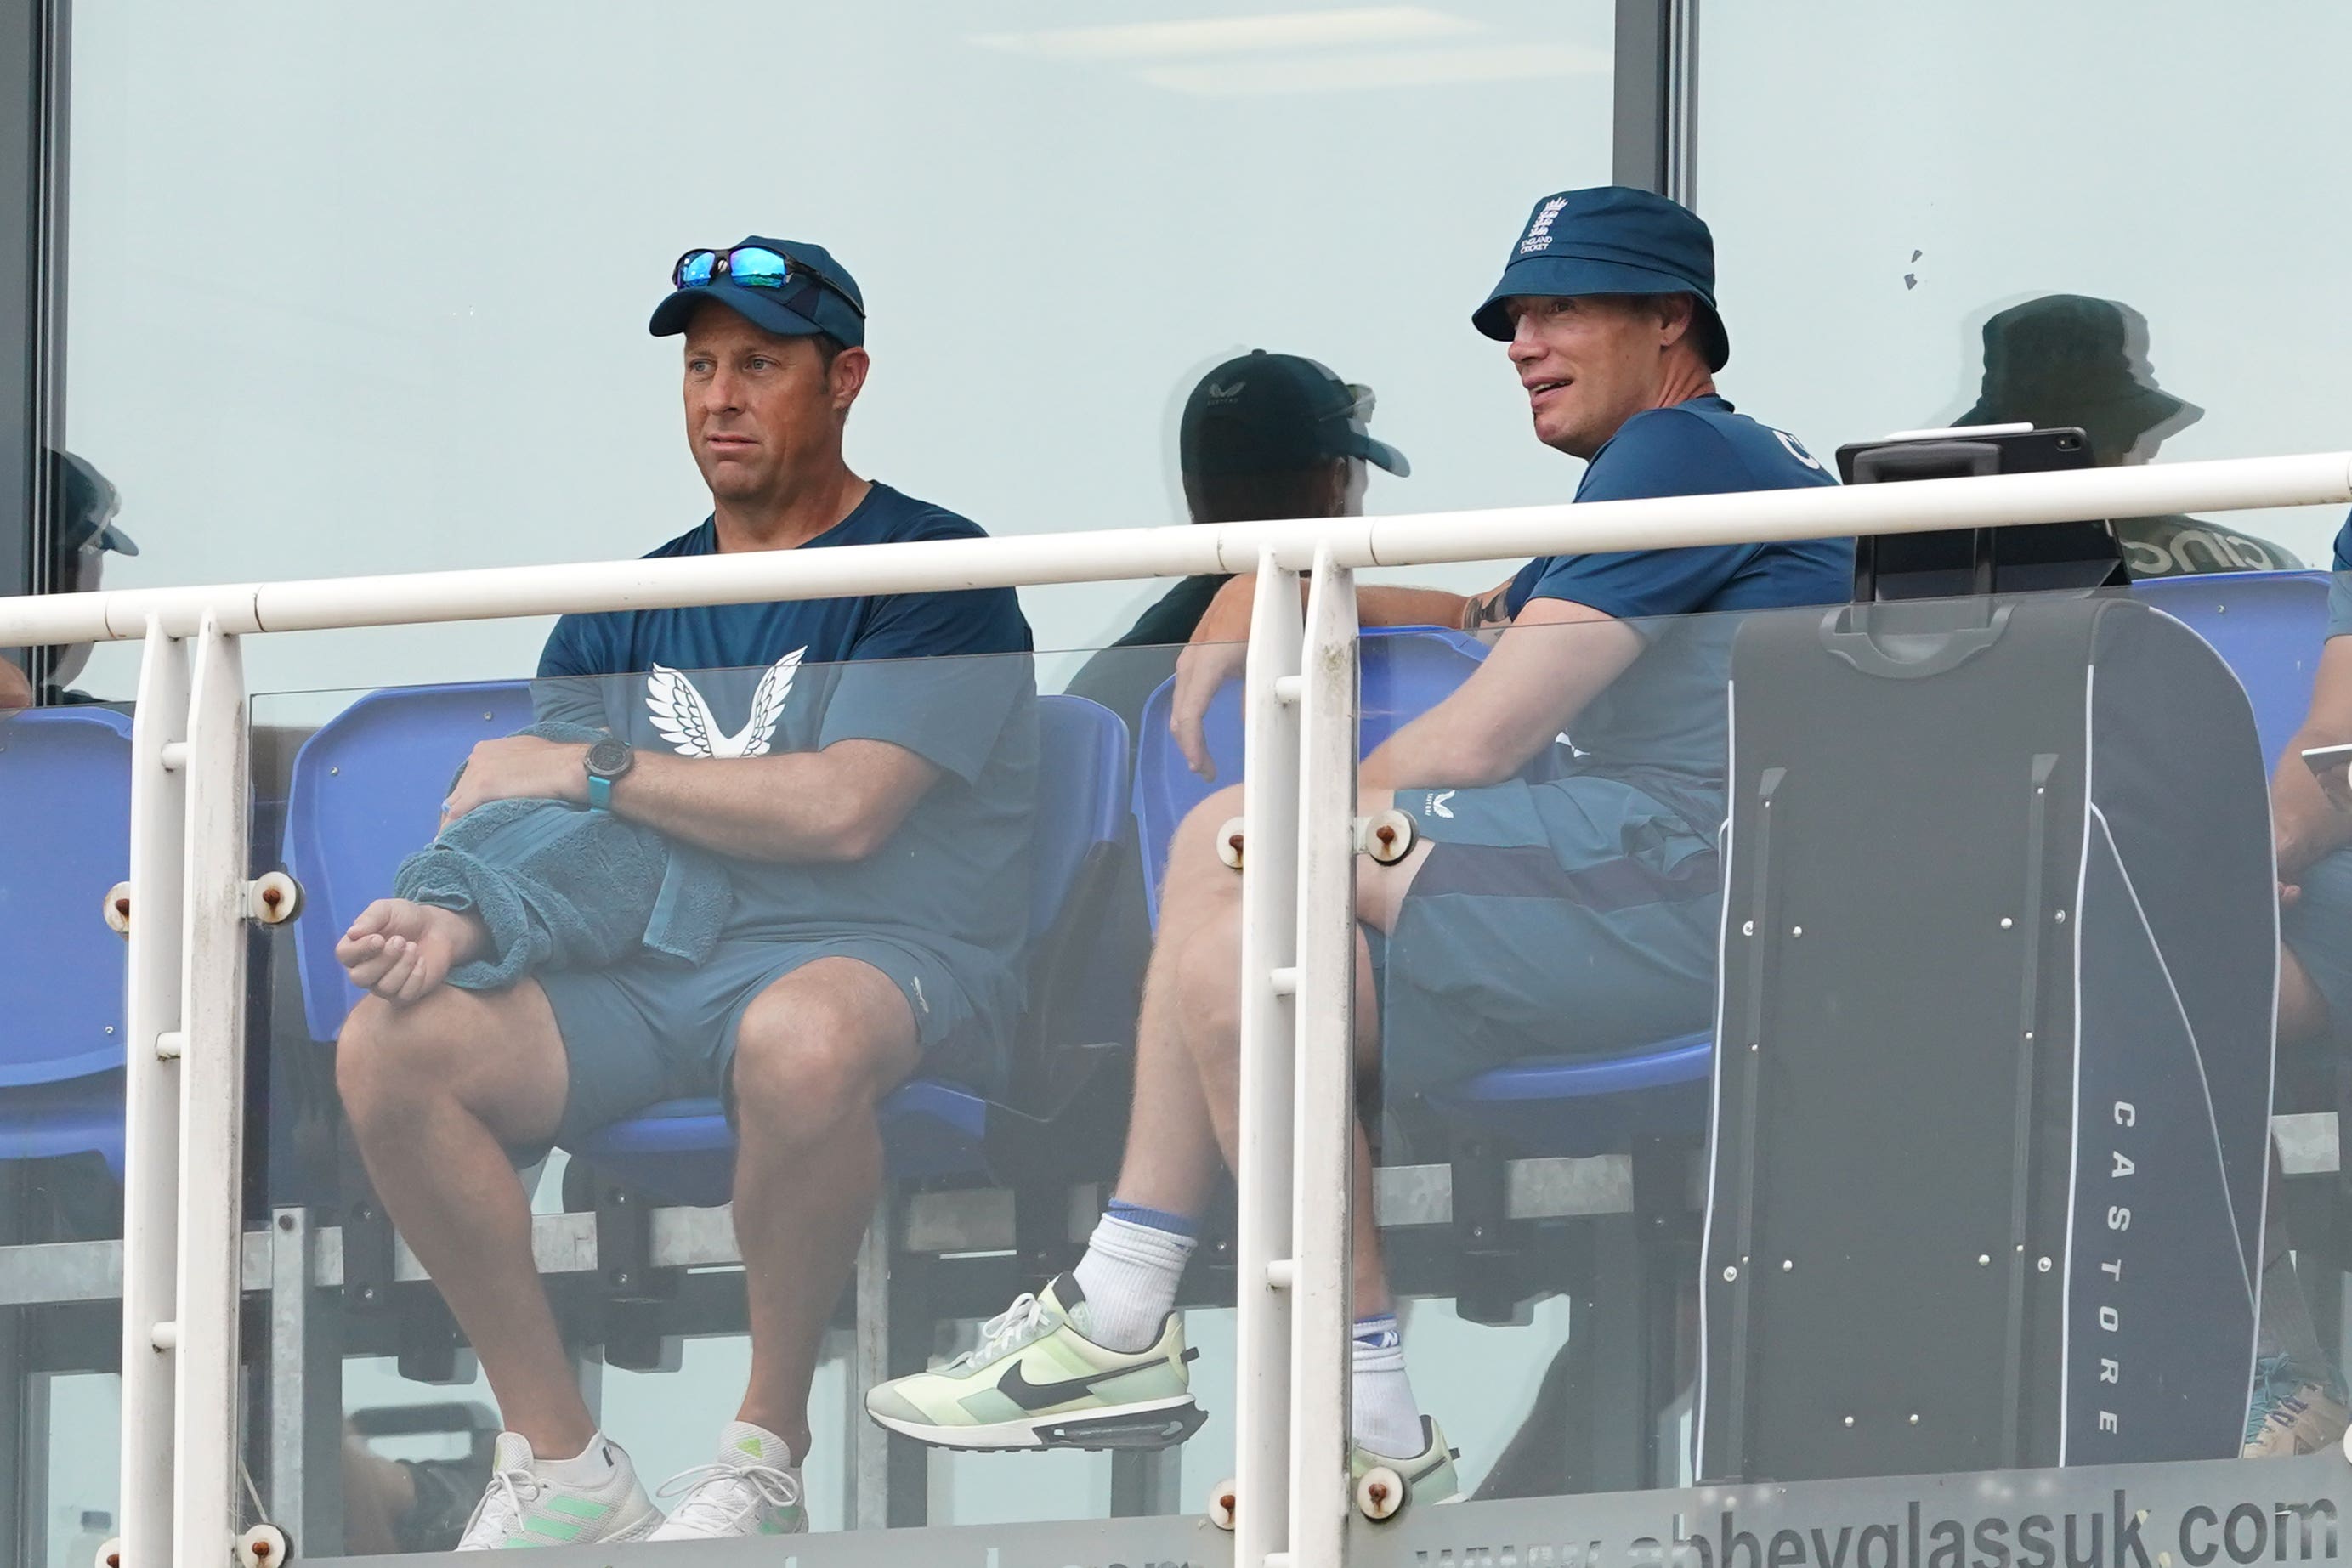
[587, 739, 632, 778]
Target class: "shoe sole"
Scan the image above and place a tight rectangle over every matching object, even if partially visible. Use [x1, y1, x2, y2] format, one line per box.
[869, 1395, 1207, 1452]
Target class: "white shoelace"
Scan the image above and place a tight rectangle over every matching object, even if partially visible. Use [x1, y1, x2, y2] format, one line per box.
[955, 1292, 1050, 1368]
[656, 1459, 802, 1535]
[458, 1465, 543, 1548]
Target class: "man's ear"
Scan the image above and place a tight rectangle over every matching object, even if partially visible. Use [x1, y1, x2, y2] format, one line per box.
[1654, 293, 1697, 351]
[830, 345, 873, 412]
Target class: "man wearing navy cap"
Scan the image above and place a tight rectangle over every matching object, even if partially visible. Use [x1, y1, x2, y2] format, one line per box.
[333, 236, 1036, 1544]
[868, 189, 1850, 1487]
[1066, 349, 1409, 737]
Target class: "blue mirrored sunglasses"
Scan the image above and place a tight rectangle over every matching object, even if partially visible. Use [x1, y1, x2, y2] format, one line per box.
[671, 246, 864, 319]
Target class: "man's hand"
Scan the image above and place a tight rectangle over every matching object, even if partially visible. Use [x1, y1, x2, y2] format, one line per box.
[440, 735, 592, 827]
[1168, 575, 1261, 780]
[0, 659, 31, 710]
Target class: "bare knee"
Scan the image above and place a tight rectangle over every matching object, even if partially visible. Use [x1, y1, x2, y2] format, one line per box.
[337, 995, 452, 1129]
[731, 993, 899, 1148]
[1172, 913, 1244, 1062]
[337, 989, 547, 1141]
[1164, 785, 1248, 889]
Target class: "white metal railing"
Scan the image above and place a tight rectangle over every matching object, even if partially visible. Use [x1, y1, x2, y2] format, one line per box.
[9, 450, 2346, 1568]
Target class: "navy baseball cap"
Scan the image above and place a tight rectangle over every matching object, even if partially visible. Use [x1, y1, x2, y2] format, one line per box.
[1181, 351, 1409, 478]
[648, 235, 866, 348]
[1471, 186, 1729, 371]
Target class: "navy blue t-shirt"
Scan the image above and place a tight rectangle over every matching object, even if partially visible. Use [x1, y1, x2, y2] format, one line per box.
[535, 482, 1038, 1005]
[1502, 394, 1851, 816]
[2326, 512, 2352, 638]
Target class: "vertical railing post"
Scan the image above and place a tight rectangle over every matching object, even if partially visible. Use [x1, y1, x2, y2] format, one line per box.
[118, 621, 189, 1568]
[1288, 550, 1358, 1566]
[1233, 554, 1304, 1566]
[173, 614, 252, 1563]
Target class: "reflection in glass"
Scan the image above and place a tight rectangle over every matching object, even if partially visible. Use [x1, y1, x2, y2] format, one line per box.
[1952, 294, 2299, 576]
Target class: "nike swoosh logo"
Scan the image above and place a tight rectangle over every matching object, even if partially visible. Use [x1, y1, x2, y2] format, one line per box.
[996, 1358, 1133, 1411]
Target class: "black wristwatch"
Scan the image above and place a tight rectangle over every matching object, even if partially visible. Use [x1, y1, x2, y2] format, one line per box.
[584, 738, 635, 812]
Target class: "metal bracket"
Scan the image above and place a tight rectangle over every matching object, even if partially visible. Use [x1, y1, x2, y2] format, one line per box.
[247, 871, 303, 926]
[1357, 809, 1416, 864]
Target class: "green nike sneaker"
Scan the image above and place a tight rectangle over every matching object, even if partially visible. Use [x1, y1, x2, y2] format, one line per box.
[1350, 1418, 1461, 1520]
[864, 1275, 1206, 1452]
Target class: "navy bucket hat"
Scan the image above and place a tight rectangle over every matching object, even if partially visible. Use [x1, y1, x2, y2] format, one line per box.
[1471, 186, 1729, 371]
[648, 235, 866, 348]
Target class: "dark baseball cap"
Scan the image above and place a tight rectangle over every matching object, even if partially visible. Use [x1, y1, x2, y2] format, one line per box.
[648, 235, 866, 348]
[1180, 351, 1409, 478]
[1471, 185, 1729, 371]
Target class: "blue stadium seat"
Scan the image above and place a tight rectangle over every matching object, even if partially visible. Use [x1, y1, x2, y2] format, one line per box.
[1132, 626, 1488, 922]
[284, 682, 1133, 1204]
[284, 681, 538, 1044]
[1131, 626, 1713, 1158]
[2131, 569, 2329, 769]
[0, 707, 133, 1175]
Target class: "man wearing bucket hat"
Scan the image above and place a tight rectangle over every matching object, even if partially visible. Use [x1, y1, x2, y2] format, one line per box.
[333, 235, 1037, 1544]
[867, 188, 1851, 1486]
[1954, 293, 2298, 576]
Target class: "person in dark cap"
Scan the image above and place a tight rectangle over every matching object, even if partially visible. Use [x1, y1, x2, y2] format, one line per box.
[2, 450, 139, 709]
[1063, 350, 1408, 737]
[868, 187, 1850, 1488]
[1955, 293, 2298, 576]
[332, 235, 1036, 1543]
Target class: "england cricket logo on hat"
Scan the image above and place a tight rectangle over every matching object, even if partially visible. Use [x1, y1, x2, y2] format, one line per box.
[1519, 195, 1569, 255]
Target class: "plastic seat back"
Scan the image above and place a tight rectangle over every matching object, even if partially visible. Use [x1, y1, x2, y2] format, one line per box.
[1131, 627, 1485, 920]
[2132, 570, 2330, 769]
[0, 708, 133, 1085]
[283, 682, 536, 1041]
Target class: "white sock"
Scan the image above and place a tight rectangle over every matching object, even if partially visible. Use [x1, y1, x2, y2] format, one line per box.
[1070, 1209, 1196, 1352]
[1351, 1316, 1425, 1458]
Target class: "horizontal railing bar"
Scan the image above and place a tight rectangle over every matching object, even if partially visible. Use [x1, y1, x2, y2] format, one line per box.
[1, 452, 2344, 646]
[3, 1112, 2333, 1307]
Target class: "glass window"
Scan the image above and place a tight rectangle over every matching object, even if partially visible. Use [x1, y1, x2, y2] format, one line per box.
[1698, 1, 2352, 575]
[60, 1, 1616, 703]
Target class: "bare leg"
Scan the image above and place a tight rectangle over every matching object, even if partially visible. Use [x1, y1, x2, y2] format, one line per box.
[2282, 945, 2331, 1044]
[336, 982, 589, 1453]
[728, 958, 921, 1460]
[1108, 784, 1255, 1217]
[1137, 788, 1424, 1309]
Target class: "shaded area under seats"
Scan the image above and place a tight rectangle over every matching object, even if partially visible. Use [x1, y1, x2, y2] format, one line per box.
[282, 683, 1136, 1207]
[0, 706, 132, 1176]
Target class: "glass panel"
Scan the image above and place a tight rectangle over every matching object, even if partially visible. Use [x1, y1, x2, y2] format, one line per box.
[0, 684, 132, 1566]
[63, 0, 1615, 705]
[244, 637, 1234, 1555]
[1700, 2, 2352, 574]
[1328, 583, 2319, 1560]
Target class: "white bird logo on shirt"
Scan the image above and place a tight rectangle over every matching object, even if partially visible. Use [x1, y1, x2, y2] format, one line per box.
[645, 649, 805, 758]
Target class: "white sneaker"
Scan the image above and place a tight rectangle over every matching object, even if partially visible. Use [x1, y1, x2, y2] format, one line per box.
[456, 1431, 660, 1551]
[649, 1420, 808, 1540]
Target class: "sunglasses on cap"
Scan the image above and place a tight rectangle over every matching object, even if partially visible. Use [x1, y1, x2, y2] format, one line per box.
[671, 246, 865, 319]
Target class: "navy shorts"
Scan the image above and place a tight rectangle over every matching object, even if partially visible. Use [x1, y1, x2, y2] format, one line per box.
[2284, 845, 2352, 1049]
[1371, 775, 1723, 1097]
[534, 933, 1000, 1154]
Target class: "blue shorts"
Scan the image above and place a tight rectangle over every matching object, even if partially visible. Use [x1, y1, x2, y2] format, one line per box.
[2284, 846, 2352, 1049]
[535, 933, 1001, 1153]
[1372, 775, 1723, 1097]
